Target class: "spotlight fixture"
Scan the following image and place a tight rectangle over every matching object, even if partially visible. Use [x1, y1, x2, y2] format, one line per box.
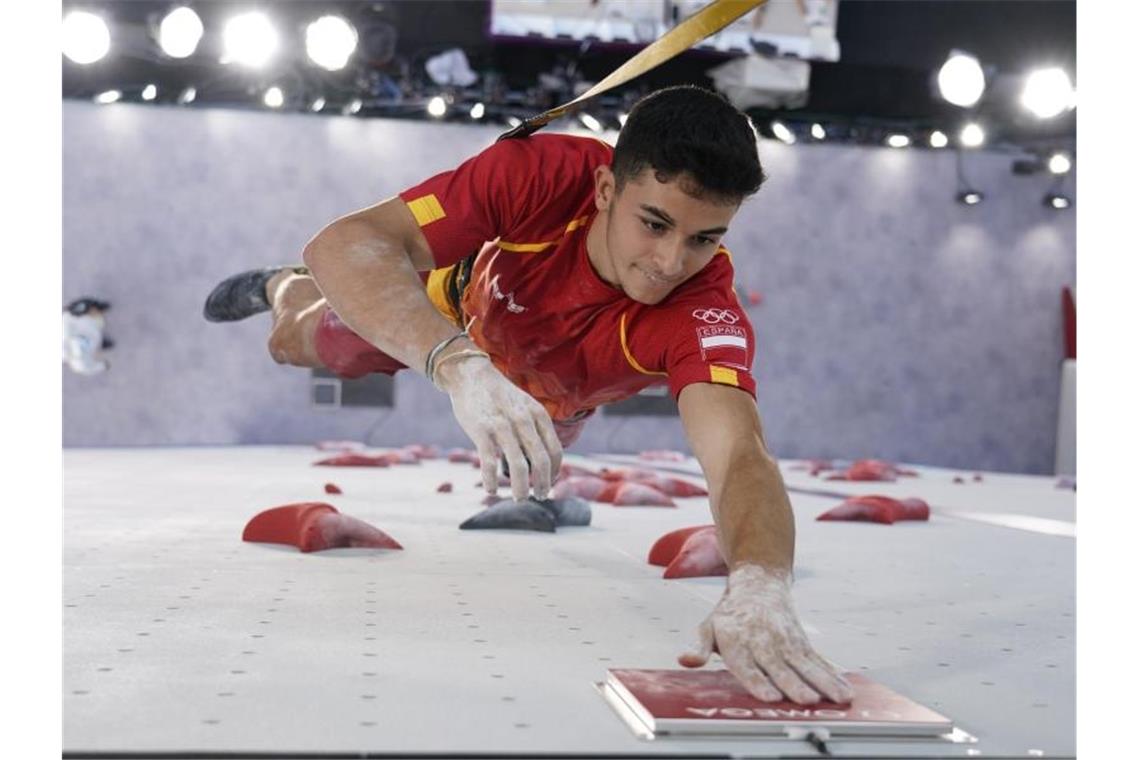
[1048, 152, 1072, 175]
[158, 7, 203, 59]
[62, 10, 111, 65]
[770, 120, 795, 144]
[1021, 68, 1075, 119]
[263, 87, 284, 109]
[937, 50, 985, 107]
[177, 86, 197, 105]
[886, 134, 911, 148]
[469, 102, 485, 120]
[427, 96, 447, 118]
[141, 84, 157, 101]
[959, 123, 985, 148]
[311, 97, 326, 113]
[929, 130, 949, 148]
[957, 190, 984, 206]
[306, 15, 358, 71]
[578, 113, 603, 133]
[810, 123, 825, 140]
[1043, 193, 1071, 210]
[222, 12, 279, 68]
[94, 89, 122, 105]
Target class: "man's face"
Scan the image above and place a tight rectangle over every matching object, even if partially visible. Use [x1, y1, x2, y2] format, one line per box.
[594, 165, 740, 305]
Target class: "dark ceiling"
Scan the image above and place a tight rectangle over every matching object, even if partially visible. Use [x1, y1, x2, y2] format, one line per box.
[62, 1, 1076, 150]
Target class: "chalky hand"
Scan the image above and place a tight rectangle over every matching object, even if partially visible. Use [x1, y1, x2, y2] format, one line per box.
[436, 351, 561, 502]
[678, 564, 855, 705]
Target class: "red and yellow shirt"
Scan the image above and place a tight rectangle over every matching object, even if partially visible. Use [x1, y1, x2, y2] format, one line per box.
[398, 133, 757, 423]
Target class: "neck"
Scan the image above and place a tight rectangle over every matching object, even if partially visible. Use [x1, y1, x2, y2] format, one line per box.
[585, 208, 620, 287]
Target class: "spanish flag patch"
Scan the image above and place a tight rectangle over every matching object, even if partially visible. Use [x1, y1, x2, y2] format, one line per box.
[709, 365, 739, 387]
[406, 193, 446, 227]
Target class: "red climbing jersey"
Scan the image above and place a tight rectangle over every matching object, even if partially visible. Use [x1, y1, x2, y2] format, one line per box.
[397, 133, 758, 426]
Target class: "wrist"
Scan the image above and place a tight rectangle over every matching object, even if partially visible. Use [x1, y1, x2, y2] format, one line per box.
[728, 562, 792, 591]
[433, 341, 489, 391]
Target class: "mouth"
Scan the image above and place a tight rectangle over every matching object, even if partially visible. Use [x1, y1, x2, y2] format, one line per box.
[636, 265, 681, 286]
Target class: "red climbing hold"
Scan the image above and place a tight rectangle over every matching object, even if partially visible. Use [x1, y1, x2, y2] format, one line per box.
[242, 503, 403, 553]
[816, 495, 930, 525]
[324, 483, 342, 494]
[313, 453, 391, 467]
[648, 525, 726, 578]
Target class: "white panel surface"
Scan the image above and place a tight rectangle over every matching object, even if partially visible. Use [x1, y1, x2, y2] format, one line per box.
[64, 446, 1074, 757]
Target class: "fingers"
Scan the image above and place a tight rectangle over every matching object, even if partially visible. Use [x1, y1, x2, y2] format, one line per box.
[476, 439, 500, 494]
[495, 431, 531, 502]
[752, 646, 821, 706]
[677, 618, 715, 668]
[791, 650, 855, 704]
[514, 420, 552, 500]
[719, 638, 783, 702]
[532, 407, 564, 482]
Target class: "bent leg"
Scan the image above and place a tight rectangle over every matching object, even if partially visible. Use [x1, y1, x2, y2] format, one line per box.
[266, 271, 327, 368]
[266, 270, 408, 378]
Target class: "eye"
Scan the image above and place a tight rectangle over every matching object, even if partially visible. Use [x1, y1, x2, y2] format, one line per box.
[693, 236, 716, 246]
[641, 218, 667, 233]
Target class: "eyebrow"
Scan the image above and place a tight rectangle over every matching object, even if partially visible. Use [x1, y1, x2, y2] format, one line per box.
[639, 204, 728, 236]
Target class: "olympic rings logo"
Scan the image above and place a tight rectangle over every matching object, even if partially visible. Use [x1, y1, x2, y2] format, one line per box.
[692, 308, 739, 324]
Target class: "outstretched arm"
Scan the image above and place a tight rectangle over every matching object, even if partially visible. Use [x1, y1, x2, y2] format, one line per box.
[676, 381, 853, 705]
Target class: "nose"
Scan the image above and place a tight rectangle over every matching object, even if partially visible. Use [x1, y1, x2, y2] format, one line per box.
[652, 242, 685, 279]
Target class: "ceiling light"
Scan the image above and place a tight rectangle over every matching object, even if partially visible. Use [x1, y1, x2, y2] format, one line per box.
[578, 113, 603, 132]
[959, 123, 985, 148]
[770, 120, 795, 144]
[427, 96, 447, 118]
[469, 102, 485, 120]
[1044, 193, 1071, 210]
[178, 87, 196, 105]
[811, 123, 826, 140]
[956, 190, 984, 206]
[929, 130, 949, 148]
[1021, 68, 1075, 119]
[94, 90, 121, 105]
[62, 11, 111, 65]
[263, 87, 284, 109]
[306, 15, 357, 71]
[311, 97, 326, 113]
[887, 134, 911, 148]
[222, 12, 279, 68]
[141, 84, 157, 101]
[937, 51, 985, 107]
[1047, 153, 1072, 175]
[158, 7, 203, 59]
[618, 112, 628, 127]
[506, 115, 522, 128]
[345, 99, 363, 115]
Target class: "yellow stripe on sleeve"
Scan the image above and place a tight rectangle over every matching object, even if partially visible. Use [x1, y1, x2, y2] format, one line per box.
[406, 194, 446, 227]
[709, 365, 739, 387]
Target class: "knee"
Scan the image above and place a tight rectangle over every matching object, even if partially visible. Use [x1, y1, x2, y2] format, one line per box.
[267, 321, 299, 365]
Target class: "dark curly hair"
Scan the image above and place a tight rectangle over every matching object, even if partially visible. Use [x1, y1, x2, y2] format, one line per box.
[612, 85, 765, 205]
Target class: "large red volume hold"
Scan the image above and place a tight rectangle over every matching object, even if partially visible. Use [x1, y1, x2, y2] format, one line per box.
[242, 503, 403, 553]
[648, 525, 714, 566]
[647, 524, 727, 578]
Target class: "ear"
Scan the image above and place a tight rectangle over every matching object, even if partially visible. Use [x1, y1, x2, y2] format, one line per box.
[594, 164, 616, 212]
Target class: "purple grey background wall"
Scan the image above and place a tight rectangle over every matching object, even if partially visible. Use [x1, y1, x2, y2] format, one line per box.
[62, 101, 1075, 473]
